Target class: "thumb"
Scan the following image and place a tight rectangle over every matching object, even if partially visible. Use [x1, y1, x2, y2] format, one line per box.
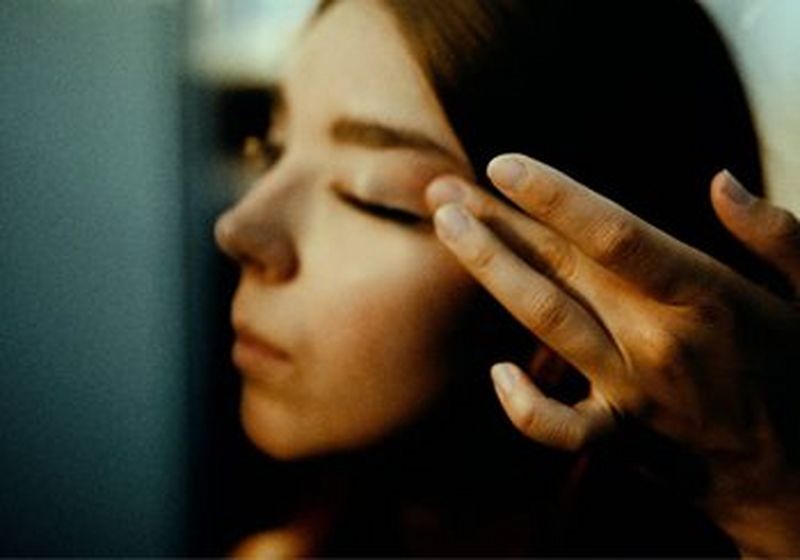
[490, 362, 613, 451]
[711, 170, 800, 293]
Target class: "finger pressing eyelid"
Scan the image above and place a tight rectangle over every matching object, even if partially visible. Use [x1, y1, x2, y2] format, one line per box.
[426, 176, 468, 210]
[427, 175, 509, 225]
[434, 204, 619, 379]
[430, 176, 585, 289]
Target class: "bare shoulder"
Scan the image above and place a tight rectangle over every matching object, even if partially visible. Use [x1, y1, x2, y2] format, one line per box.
[229, 505, 336, 559]
[229, 527, 315, 559]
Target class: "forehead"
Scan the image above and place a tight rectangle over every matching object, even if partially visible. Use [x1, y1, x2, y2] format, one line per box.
[281, 0, 460, 146]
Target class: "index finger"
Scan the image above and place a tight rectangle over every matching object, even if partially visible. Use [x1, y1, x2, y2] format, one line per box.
[487, 154, 721, 302]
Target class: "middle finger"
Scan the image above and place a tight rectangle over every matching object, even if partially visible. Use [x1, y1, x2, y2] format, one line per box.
[427, 175, 611, 306]
[431, 201, 622, 383]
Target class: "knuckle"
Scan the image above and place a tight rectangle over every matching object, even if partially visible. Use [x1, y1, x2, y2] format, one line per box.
[467, 237, 498, 272]
[516, 408, 568, 447]
[647, 329, 693, 368]
[472, 191, 498, 220]
[502, 390, 540, 438]
[592, 216, 644, 266]
[513, 405, 539, 436]
[534, 181, 570, 221]
[523, 290, 570, 334]
[683, 297, 734, 330]
[548, 419, 586, 451]
[538, 236, 578, 281]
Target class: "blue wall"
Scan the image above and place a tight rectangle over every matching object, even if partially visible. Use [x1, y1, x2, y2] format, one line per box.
[0, 1, 188, 554]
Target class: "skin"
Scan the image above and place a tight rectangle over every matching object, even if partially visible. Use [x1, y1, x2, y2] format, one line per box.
[214, 0, 478, 460]
[426, 155, 800, 556]
[216, 0, 800, 554]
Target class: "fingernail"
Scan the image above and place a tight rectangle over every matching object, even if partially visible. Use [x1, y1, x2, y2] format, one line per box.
[721, 170, 754, 206]
[427, 178, 466, 208]
[488, 155, 526, 189]
[491, 363, 517, 395]
[434, 204, 470, 241]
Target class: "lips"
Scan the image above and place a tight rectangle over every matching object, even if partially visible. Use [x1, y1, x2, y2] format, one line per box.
[232, 327, 292, 373]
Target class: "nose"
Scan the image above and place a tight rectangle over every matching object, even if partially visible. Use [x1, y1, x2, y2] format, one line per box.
[214, 180, 300, 283]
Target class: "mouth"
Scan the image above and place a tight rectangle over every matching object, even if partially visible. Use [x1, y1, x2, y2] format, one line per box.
[232, 327, 292, 373]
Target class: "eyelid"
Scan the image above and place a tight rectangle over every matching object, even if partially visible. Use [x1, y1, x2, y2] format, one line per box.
[241, 136, 284, 173]
[262, 139, 284, 164]
[333, 188, 430, 227]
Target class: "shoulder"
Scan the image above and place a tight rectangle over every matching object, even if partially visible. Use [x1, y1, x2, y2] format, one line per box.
[229, 505, 335, 558]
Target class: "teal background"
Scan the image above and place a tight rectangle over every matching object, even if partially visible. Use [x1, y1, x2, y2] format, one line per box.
[0, 1, 189, 555]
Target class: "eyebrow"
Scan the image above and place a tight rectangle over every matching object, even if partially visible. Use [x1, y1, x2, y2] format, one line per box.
[330, 117, 461, 163]
[268, 83, 462, 164]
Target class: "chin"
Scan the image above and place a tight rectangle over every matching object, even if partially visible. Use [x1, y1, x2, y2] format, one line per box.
[239, 390, 316, 461]
[244, 428, 308, 461]
[238, 386, 360, 462]
[238, 385, 408, 462]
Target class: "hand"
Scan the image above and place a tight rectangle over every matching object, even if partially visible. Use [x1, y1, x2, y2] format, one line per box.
[425, 154, 800, 555]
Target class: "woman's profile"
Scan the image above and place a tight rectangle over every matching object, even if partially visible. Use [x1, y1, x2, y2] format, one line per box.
[214, 0, 797, 556]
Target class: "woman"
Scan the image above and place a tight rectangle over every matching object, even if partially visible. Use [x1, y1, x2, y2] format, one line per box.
[215, 0, 799, 555]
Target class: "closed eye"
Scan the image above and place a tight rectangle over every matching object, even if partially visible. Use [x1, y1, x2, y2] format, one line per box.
[334, 190, 426, 227]
[241, 137, 284, 173]
[258, 140, 284, 170]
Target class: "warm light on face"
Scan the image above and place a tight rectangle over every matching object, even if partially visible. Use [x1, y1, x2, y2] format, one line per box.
[214, 0, 478, 460]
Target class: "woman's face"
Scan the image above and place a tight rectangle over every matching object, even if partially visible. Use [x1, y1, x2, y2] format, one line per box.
[215, 0, 479, 459]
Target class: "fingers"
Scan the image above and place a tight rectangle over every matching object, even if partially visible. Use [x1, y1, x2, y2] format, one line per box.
[485, 154, 719, 302]
[432, 202, 620, 379]
[491, 362, 614, 451]
[427, 175, 582, 289]
[711, 170, 800, 292]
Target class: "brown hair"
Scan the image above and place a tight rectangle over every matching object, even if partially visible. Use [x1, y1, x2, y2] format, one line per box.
[318, 0, 773, 286]
[203, 4, 771, 555]
[302, 1, 766, 554]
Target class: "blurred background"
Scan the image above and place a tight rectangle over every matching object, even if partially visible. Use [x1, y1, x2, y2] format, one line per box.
[0, 0, 797, 556]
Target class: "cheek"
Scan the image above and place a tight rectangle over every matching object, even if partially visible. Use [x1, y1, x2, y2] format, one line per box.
[316, 266, 462, 378]
[304, 210, 475, 373]
[297, 233, 476, 444]
[312, 228, 473, 366]
[238, 208, 481, 459]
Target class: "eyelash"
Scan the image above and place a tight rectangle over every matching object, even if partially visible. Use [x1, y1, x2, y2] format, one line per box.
[335, 190, 425, 226]
[251, 139, 424, 227]
[261, 140, 284, 169]
[239, 136, 284, 175]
